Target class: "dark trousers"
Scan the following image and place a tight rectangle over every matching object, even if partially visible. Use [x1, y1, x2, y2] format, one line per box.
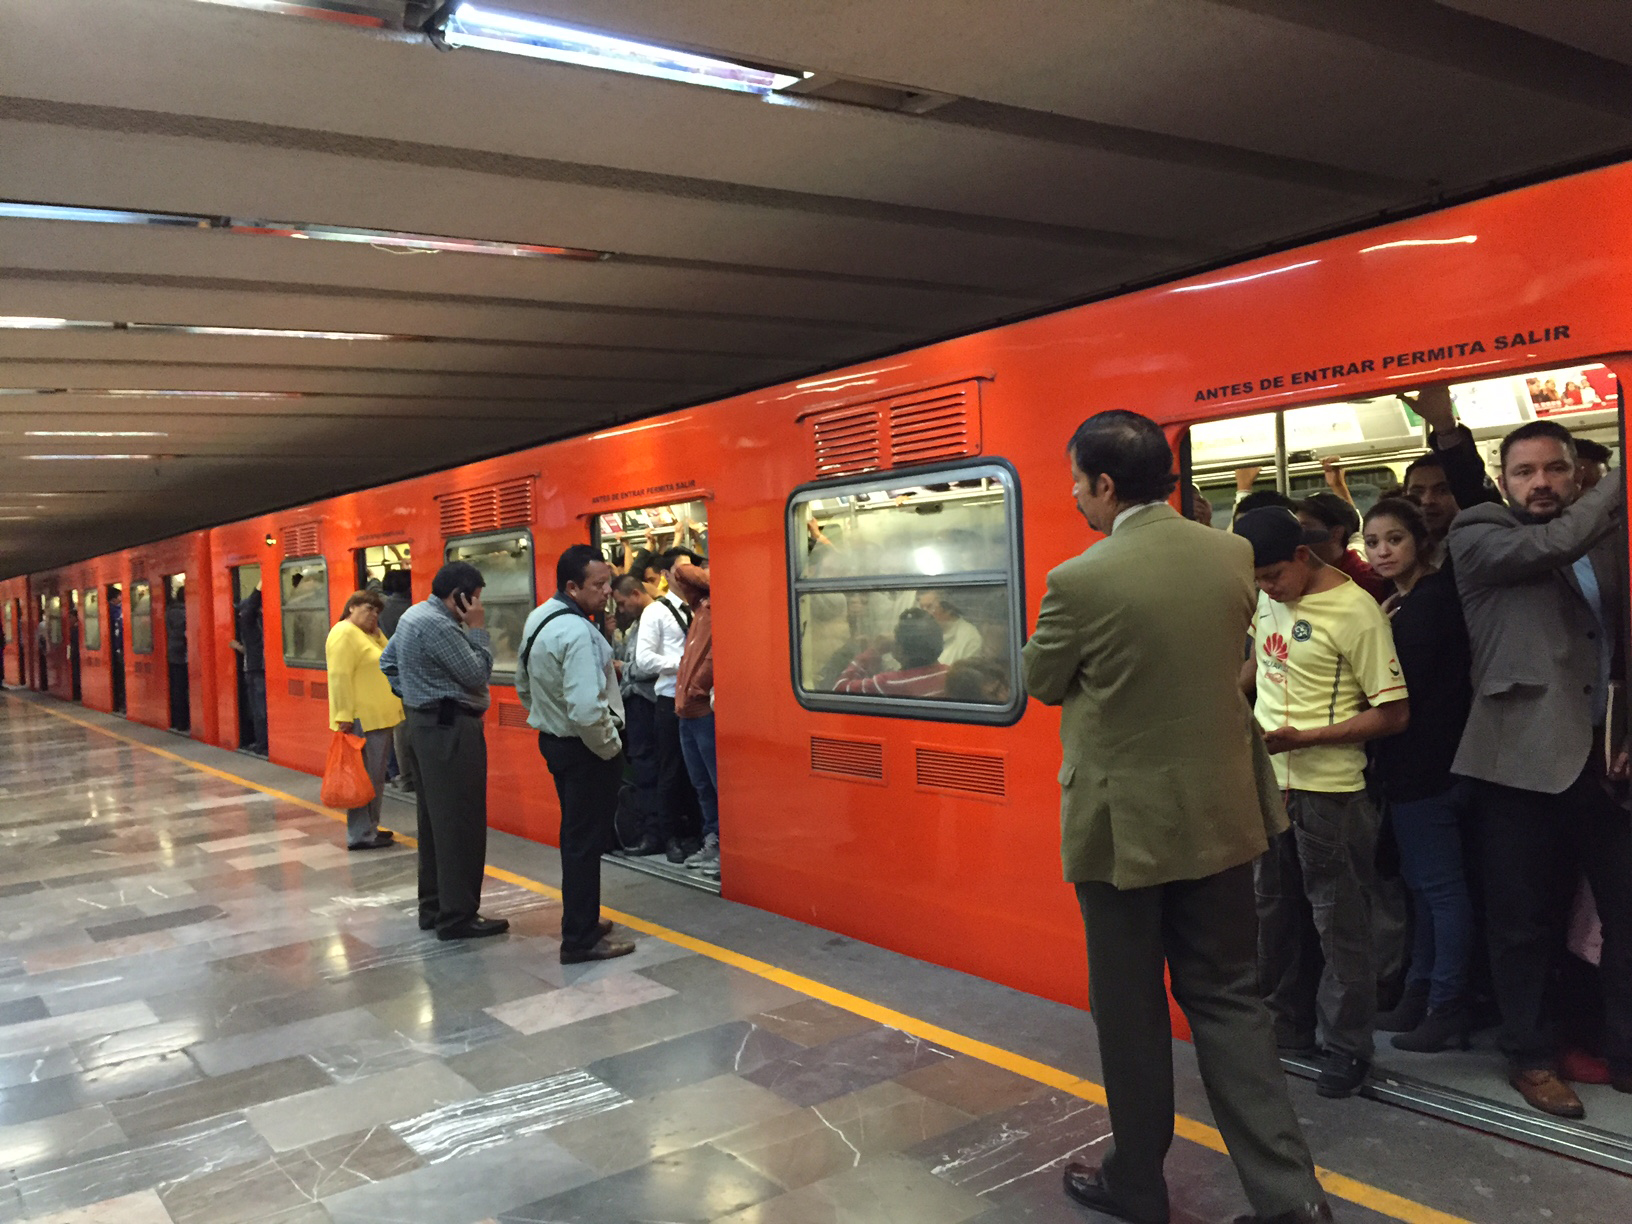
[1478, 764, 1632, 1072]
[1077, 865, 1324, 1222]
[623, 693, 659, 828]
[539, 733, 623, 953]
[1255, 789, 1379, 1059]
[407, 706, 489, 933]
[168, 661, 190, 731]
[1390, 780, 1475, 1009]
[651, 695, 701, 843]
[245, 670, 267, 751]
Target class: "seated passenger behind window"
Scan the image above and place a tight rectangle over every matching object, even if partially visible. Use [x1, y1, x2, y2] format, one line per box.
[1297, 491, 1389, 603]
[834, 607, 949, 698]
[945, 657, 1011, 704]
[916, 589, 982, 664]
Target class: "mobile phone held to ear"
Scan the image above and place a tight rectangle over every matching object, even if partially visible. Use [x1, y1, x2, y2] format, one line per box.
[454, 590, 471, 616]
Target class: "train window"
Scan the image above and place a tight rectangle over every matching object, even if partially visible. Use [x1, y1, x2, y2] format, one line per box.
[787, 462, 1024, 725]
[357, 542, 411, 590]
[593, 500, 708, 573]
[445, 532, 534, 682]
[83, 589, 101, 651]
[130, 582, 154, 654]
[2, 602, 11, 640]
[46, 595, 63, 646]
[280, 558, 329, 669]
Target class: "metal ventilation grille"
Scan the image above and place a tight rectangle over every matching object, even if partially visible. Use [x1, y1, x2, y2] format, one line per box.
[309, 681, 328, 701]
[810, 736, 886, 783]
[915, 746, 1006, 799]
[806, 379, 981, 478]
[440, 478, 534, 538]
[496, 703, 530, 729]
[287, 679, 305, 697]
[283, 521, 321, 558]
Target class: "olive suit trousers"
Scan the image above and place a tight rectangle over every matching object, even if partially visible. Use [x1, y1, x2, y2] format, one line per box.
[1075, 863, 1323, 1222]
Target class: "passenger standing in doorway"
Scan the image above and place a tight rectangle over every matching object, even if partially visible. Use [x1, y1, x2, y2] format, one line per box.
[1234, 507, 1409, 1100]
[231, 584, 268, 754]
[671, 560, 719, 878]
[1399, 384, 1503, 568]
[1575, 437, 1613, 492]
[611, 574, 663, 856]
[36, 614, 48, 690]
[516, 545, 635, 964]
[326, 589, 402, 852]
[1450, 420, 1632, 1120]
[165, 584, 189, 731]
[1024, 410, 1330, 1224]
[379, 562, 508, 941]
[634, 547, 703, 862]
[378, 569, 417, 797]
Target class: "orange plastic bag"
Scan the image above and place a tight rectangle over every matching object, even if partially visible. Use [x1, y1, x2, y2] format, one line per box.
[321, 730, 375, 810]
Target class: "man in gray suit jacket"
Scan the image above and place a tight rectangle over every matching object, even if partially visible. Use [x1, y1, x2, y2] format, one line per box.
[1024, 411, 1329, 1224]
[1450, 419, 1632, 1120]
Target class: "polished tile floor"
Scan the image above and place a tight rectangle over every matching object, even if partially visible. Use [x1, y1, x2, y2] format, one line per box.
[1, 694, 1629, 1224]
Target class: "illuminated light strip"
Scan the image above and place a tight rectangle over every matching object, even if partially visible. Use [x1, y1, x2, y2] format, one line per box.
[23, 454, 156, 461]
[1168, 259, 1320, 294]
[26, 431, 168, 438]
[188, 0, 387, 28]
[0, 200, 609, 261]
[21, 694, 1477, 1224]
[1361, 236, 1478, 253]
[0, 317, 409, 341]
[438, 4, 806, 95]
[589, 419, 683, 441]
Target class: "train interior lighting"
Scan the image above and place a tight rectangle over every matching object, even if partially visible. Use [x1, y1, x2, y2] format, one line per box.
[432, 5, 808, 95]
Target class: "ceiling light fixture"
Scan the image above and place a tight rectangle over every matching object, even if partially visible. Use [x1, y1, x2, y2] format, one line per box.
[24, 454, 157, 461]
[431, 4, 806, 95]
[25, 431, 169, 438]
[0, 317, 411, 341]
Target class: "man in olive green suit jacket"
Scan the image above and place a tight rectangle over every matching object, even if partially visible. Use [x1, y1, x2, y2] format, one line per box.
[1023, 411, 1328, 1224]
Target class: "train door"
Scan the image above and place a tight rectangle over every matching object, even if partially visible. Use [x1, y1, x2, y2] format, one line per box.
[38, 595, 54, 690]
[356, 542, 411, 592]
[163, 575, 190, 732]
[67, 590, 82, 702]
[229, 564, 265, 753]
[106, 587, 124, 718]
[2, 600, 15, 688]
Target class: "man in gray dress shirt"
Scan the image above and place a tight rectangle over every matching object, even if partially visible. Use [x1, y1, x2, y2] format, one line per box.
[380, 561, 508, 941]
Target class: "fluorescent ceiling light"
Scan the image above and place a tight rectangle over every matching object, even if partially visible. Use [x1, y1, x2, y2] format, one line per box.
[131, 324, 405, 340]
[25, 454, 156, 461]
[1360, 235, 1478, 253]
[98, 390, 302, 399]
[439, 5, 805, 94]
[0, 316, 92, 329]
[26, 431, 169, 438]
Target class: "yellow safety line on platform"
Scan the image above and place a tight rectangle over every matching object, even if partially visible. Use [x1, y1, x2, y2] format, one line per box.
[20, 696, 1471, 1224]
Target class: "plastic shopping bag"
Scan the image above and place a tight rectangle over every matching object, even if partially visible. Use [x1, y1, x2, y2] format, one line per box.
[321, 730, 376, 810]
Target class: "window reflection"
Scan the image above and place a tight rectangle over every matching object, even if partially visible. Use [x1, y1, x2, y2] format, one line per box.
[279, 558, 328, 668]
[83, 589, 101, 651]
[446, 533, 534, 680]
[131, 582, 154, 654]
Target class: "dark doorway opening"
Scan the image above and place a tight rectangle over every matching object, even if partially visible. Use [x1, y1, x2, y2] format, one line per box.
[67, 590, 82, 703]
[107, 584, 125, 715]
[164, 575, 190, 732]
[230, 564, 266, 755]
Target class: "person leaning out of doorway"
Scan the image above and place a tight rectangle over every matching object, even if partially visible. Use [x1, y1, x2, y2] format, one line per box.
[326, 590, 402, 851]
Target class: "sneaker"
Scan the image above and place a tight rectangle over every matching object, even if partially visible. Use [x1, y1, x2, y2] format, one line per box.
[1315, 1050, 1370, 1098]
[684, 833, 720, 869]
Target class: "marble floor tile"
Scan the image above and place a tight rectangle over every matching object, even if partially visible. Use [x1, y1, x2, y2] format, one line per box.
[393, 1068, 628, 1162]
[197, 828, 306, 854]
[244, 1057, 477, 1152]
[750, 1000, 880, 1050]
[743, 1026, 955, 1109]
[642, 956, 807, 1019]
[22, 1187, 174, 1224]
[548, 1073, 800, 1176]
[188, 1006, 392, 1077]
[0, 996, 50, 1026]
[503, 1143, 785, 1224]
[485, 972, 676, 1036]
[587, 1020, 804, 1100]
[85, 905, 226, 944]
[324, 1131, 597, 1224]
[0, 1046, 81, 1091]
[106, 1056, 331, 1140]
[0, 1001, 158, 1058]
[22, 934, 182, 978]
[0, 1051, 202, 1128]
[303, 1033, 432, 1084]
[0, 1104, 125, 1174]
[272, 1125, 423, 1200]
[718, 1153, 990, 1224]
[526, 935, 697, 990]
[894, 1057, 1048, 1118]
[908, 1090, 1113, 1203]
[73, 1021, 217, 1073]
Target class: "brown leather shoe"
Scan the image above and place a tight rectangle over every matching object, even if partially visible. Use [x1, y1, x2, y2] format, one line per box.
[560, 937, 635, 964]
[1233, 1202, 1333, 1224]
[1509, 1069, 1585, 1118]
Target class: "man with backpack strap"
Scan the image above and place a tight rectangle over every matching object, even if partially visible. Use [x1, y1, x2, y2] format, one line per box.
[516, 545, 635, 964]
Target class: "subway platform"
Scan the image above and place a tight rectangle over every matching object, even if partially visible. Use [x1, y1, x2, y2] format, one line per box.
[0, 693, 1626, 1224]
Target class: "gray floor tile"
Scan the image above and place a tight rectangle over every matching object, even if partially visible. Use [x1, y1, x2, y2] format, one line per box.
[715, 1153, 990, 1224]
[0, 997, 49, 1027]
[106, 1056, 330, 1140]
[0, 1051, 202, 1128]
[244, 1057, 477, 1152]
[587, 1020, 804, 1100]
[188, 1006, 393, 1077]
[0, 1103, 125, 1174]
[743, 1026, 956, 1108]
[503, 1143, 785, 1224]
[393, 1068, 629, 1162]
[906, 1090, 1112, 1203]
[85, 905, 227, 943]
[0, 1047, 80, 1092]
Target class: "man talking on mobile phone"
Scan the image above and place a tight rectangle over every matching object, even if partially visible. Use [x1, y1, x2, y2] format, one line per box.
[380, 561, 508, 941]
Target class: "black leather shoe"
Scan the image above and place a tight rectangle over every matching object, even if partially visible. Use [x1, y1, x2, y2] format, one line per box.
[1232, 1202, 1334, 1224]
[665, 837, 700, 864]
[1060, 1163, 1167, 1224]
[1315, 1050, 1370, 1098]
[561, 938, 636, 964]
[618, 836, 664, 857]
[437, 916, 510, 941]
[347, 831, 395, 851]
[418, 915, 436, 931]
[595, 919, 613, 940]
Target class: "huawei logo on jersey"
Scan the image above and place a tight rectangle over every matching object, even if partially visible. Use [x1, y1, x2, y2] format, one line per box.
[1264, 632, 1289, 663]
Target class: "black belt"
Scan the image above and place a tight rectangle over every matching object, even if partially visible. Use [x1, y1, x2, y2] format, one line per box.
[413, 698, 486, 725]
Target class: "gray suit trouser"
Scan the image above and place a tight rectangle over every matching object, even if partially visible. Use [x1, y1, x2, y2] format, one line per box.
[1076, 864, 1324, 1222]
[345, 727, 392, 846]
[407, 706, 488, 932]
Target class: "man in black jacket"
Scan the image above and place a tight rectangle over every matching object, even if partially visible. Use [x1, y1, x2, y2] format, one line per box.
[1400, 384, 1503, 568]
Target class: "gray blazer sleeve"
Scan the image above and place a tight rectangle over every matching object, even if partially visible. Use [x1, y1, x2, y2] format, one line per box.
[1450, 474, 1624, 584]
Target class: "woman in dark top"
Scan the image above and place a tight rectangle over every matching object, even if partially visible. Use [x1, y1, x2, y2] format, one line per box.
[1364, 497, 1476, 1051]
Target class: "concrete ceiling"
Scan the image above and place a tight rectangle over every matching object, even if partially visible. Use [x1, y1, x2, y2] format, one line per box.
[3, 0, 1631, 577]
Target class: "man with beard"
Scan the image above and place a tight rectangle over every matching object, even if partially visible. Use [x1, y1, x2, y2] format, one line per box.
[1451, 419, 1631, 1120]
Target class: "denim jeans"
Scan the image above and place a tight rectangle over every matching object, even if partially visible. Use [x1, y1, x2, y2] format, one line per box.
[1390, 781, 1475, 1009]
[678, 712, 719, 840]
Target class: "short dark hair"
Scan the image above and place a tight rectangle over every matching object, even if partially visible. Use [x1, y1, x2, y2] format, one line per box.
[1237, 489, 1296, 515]
[381, 569, 411, 597]
[1500, 420, 1576, 471]
[1363, 497, 1430, 552]
[611, 574, 645, 597]
[341, 589, 384, 619]
[430, 561, 485, 601]
[1576, 437, 1613, 465]
[1067, 410, 1178, 504]
[1298, 491, 1360, 539]
[628, 549, 660, 582]
[894, 607, 944, 670]
[1401, 452, 1445, 487]
[556, 544, 604, 590]
[661, 547, 705, 570]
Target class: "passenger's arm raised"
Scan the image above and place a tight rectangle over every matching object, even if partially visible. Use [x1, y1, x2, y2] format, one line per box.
[1451, 475, 1624, 584]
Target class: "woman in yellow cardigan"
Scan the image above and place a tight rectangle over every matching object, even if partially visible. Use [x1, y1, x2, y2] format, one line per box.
[327, 590, 404, 850]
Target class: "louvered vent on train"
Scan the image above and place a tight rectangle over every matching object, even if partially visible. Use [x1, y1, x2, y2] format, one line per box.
[496, 703, 530, 729]
[810, 735, 886, 783]
[282, 521, 322, 558]
[438, 478, 534, 538]
[915, 745, 1006, 800]
[806, 378, 983, 478]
